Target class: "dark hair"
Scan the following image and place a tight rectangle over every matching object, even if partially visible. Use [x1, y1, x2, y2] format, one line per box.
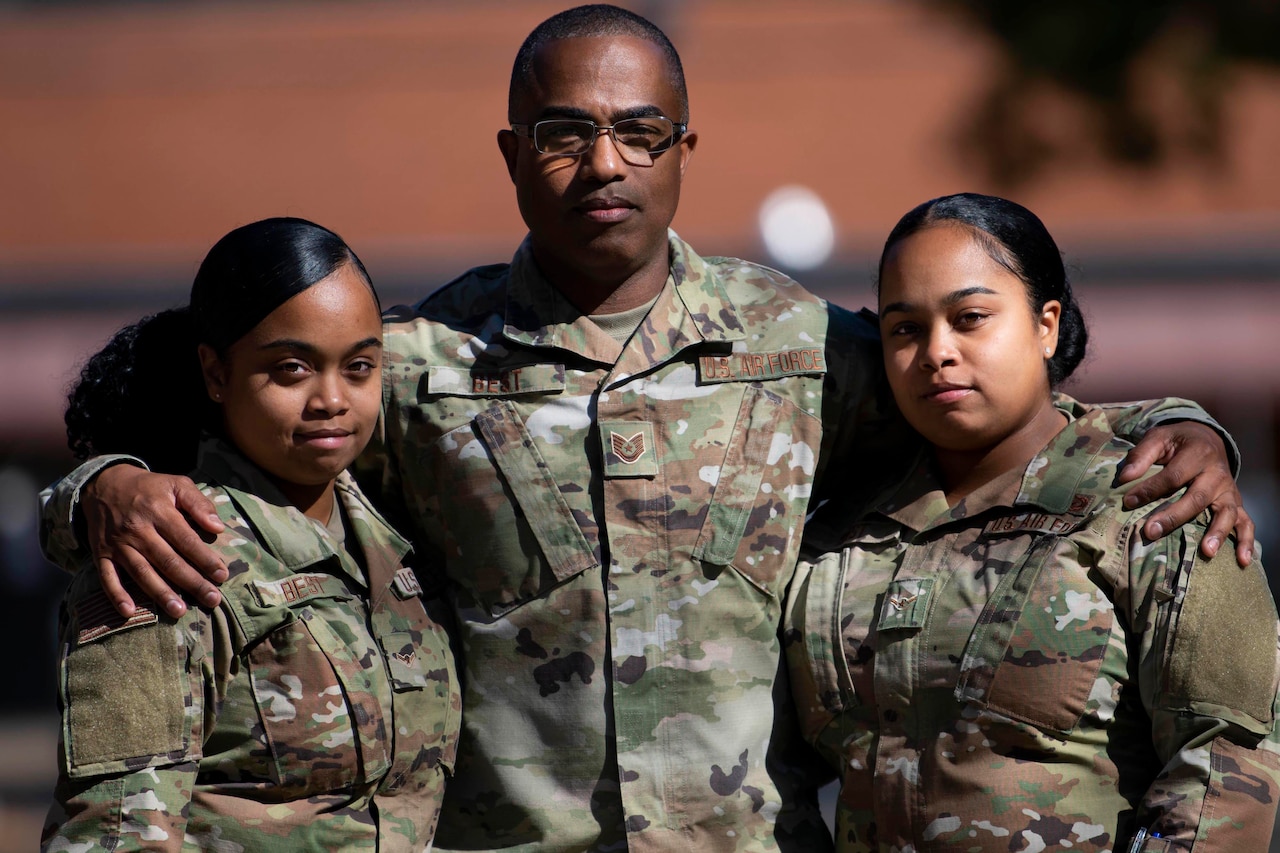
[878, 192, 1088, 386]
[508, 4, 689, 122]
[65, 217, 374, 473]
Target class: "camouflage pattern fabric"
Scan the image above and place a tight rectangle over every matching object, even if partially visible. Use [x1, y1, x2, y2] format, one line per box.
[786, 397, 1280, 853]
[42, 437, 460, 852]
[36, 230, 1238, 853]
[356, 231, 899, 852]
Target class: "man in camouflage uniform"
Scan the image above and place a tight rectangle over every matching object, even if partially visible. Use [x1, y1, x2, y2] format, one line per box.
[43, 6, 1250, 853]
[42, 437, 460, 852]
[787, 398, 1280, 852]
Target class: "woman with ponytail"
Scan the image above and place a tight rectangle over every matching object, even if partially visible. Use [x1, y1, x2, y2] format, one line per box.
[43, 217, 458, 851]
[785, 194, 1280, 852]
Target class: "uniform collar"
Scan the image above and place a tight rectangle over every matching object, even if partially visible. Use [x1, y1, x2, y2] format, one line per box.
[876, 395, 1119, 536]
[193, 436, 410, 583]
[500, 230, 747, 367]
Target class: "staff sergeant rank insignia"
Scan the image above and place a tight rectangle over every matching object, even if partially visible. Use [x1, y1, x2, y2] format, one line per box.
[611, 431, 645, 464]
[600, 420, 658, 478]
[697, 348, 825, 384]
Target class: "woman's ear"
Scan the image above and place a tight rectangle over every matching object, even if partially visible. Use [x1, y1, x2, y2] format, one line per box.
[198, 344, 227, 403]
[1039, 300, 1062, 359]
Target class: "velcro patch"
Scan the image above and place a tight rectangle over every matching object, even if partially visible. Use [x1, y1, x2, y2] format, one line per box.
[1167, 547, 1278, 732]
[392, 567, 423, 600]
[697, 349, 825, 384]
[75, 589, 159, 645]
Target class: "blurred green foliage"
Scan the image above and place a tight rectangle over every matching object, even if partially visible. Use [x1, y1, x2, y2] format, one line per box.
[931, 0, 1280, 184]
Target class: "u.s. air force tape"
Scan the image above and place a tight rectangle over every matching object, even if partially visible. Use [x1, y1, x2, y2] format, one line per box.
[697, 349, 825, 384]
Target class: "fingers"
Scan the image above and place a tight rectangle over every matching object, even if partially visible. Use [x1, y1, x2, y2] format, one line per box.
[1123, 431, 1218, 510]
[1193, 485, 1255, 566]
[1124, 465, 1192, 513]
[174, 482, 225, 538]
[1139, 480, 1211, 541]
[1137, 472, 1256, 569]
[83, 468, 227, 616]
[1232, 508, 1257, 567]
[1195, 501, 1237, 560]
[1118, 432, 1171, 485]
[148, 518, 226, 604]
[96, 556, 136, 618]
[114, 543, 189, 618]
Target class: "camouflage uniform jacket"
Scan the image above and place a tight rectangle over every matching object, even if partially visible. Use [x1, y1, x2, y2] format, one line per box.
[785, 398, 1280, 853]
[36, 237, 1233, 853]
[42, 438, 461, 852]
[358, 231, 898, 852]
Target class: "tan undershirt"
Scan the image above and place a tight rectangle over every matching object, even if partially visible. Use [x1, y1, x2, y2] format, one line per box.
[590, 295, 659, 344]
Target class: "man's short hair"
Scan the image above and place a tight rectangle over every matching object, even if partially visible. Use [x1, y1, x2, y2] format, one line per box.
[508, 4, 689, 122]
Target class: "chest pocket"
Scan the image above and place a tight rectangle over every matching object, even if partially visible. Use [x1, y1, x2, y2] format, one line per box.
[788, 522, 903, 714]
[432, 400, 597, 617]
[379, 624, 459, 779]
[692, 384, 822, 597]
[231, 573, 392, 796]
[955, 533, 1115, 735]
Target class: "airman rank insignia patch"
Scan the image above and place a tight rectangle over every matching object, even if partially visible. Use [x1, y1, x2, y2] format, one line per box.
[697, 348, 826, 384]
[878, 578, 933, 630]
[600, 420, 657, 478]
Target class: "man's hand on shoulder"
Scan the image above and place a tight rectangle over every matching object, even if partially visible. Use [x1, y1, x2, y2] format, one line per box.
[85, 465, 229, 618]
[1117, 421, 1255, 567]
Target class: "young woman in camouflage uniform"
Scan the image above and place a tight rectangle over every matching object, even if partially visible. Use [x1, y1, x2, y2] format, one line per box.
[42, 218, 459, 851]
[786, 193, 1280, 852]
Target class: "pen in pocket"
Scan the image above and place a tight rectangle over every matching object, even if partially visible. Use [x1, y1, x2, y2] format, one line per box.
[1128, 826, 1164, 852]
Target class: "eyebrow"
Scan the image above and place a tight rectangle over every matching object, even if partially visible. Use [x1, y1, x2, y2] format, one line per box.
[536, 104, 669, 122]
[259, 337, 382, 353]
[880, 286, 998, 316]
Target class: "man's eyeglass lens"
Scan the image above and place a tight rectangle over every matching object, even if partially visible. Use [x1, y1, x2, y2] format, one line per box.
[517, 118, 683, 165]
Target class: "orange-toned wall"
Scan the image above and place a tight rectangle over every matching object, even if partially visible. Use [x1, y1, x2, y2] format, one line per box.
[4, 0, 1279, 271]
[3, 0, 1279, 448]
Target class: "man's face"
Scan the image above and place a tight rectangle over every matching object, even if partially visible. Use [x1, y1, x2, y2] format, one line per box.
[499, 35, 696, 294]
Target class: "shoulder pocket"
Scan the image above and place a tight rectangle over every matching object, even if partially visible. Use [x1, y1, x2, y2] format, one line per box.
[956, 534, 1115, 735]
[382, 628, 460, 773]
[1162, 531, 1278, 735]
[786, 522, 903, 725]
[61, 579, 196, 778]
[786, 549, 851, 734]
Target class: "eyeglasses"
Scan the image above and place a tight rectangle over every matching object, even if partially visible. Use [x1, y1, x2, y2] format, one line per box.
[510, 116, 687, 166]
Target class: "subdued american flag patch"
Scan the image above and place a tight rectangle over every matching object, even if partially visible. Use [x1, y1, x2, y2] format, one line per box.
[75, 587, 159, 645]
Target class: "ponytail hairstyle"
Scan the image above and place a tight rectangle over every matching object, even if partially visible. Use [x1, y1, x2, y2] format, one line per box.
[878, 192, 1087, 387]
[65, 217, 374, 472]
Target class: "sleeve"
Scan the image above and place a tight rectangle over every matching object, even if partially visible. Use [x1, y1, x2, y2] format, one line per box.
[1090, 397, 1241, 477]
[41, 571, 210, 852]
[1125, 517, 1280, 852]
[350, 318, 415, 550]
[811, 305, 920, 532]
[39, 454, 150, 573]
